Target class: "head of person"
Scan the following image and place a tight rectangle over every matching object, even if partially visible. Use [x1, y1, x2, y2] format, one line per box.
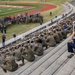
[12, 46, 15, 50]
[53, 29, 56, 33]
[25, 45, 28, 48]
[5, 52, 10, 58]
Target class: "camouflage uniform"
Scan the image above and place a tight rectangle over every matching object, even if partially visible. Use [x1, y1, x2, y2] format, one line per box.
[1, 53, 18, 72]
[21, 45, 35, 65]
[56, 28, 63, 41]
[33, 42, 43, 56]
[8, 47, 14, 56]
[40, 34, 48, 49]
[14, 47, 22, 61]
[46, 32, 56, 47]
[53, 30, 60, 43]
[0, 51, 5, 65]
[29, 39, 35, 50]
[61, 29, 67, 39]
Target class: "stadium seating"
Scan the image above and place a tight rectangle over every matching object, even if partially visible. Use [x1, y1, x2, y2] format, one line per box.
[0, 2, 75, 75]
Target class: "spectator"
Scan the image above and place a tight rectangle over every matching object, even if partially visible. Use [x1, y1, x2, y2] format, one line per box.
[32, 39, 44, 56]
[2, 34, 6, 47]
[13, 34, 16, 43]
[50, 12, 52, 16]
[67, 31, 75, 58]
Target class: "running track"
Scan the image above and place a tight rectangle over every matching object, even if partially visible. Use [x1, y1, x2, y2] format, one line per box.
[27, 3, 57, 15]
[10, 2, 57, 17]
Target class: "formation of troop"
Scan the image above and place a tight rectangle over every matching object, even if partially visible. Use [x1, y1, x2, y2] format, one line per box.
[11, 12, 43, 25]
[0, 12, 75, 73]
[0, 12, 43, 33]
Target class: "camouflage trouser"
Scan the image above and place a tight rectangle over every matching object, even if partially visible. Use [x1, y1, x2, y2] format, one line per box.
[40, 20, 42, 25]
[54, 37, 60, 44]
[1, 29, 3, 33]
[17, 19, 22, 24]
[47, 42, 56, 47]
[25, 18, 29, 24]
[62, 33, 67, 39]
[58, 34, 63, 41]
[42, 42, 48, 49]
[21, 55, 35, 62]
[35, 51, 43, 56]
[1, 64, 7, 70]
[1, 64, 18, 72]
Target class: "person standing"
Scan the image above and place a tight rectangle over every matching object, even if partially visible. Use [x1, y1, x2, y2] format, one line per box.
[50, 12, 52, 16]
[13, 34, 16, 43]
[2, 34, 6, 47]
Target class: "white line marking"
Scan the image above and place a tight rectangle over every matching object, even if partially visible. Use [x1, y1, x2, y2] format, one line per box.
[0, 7, 35, 16]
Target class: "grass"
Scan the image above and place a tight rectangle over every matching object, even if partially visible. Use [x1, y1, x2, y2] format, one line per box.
[41, 6, 63, 22]
[0, 3, 44, 17]
[3, 23, 40, 40]
[0, 0, 72, 42]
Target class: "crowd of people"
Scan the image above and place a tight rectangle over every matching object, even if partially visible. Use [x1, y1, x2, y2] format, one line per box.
[0, 12, 75, 73]
[0, 12, 43, 34]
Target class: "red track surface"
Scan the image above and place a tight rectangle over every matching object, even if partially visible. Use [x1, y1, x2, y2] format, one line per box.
[10, 3, 57, 17]
[28, 3, 57, 15]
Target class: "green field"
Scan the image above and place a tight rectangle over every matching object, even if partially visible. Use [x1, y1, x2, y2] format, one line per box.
[0, 3, 44, 17]
[0, 0, 72, 43]
[0, 7, 31, 17]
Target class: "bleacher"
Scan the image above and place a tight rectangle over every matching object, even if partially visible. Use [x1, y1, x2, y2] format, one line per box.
[0, 35, 73, 75]
[0, 2, 75, 75]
